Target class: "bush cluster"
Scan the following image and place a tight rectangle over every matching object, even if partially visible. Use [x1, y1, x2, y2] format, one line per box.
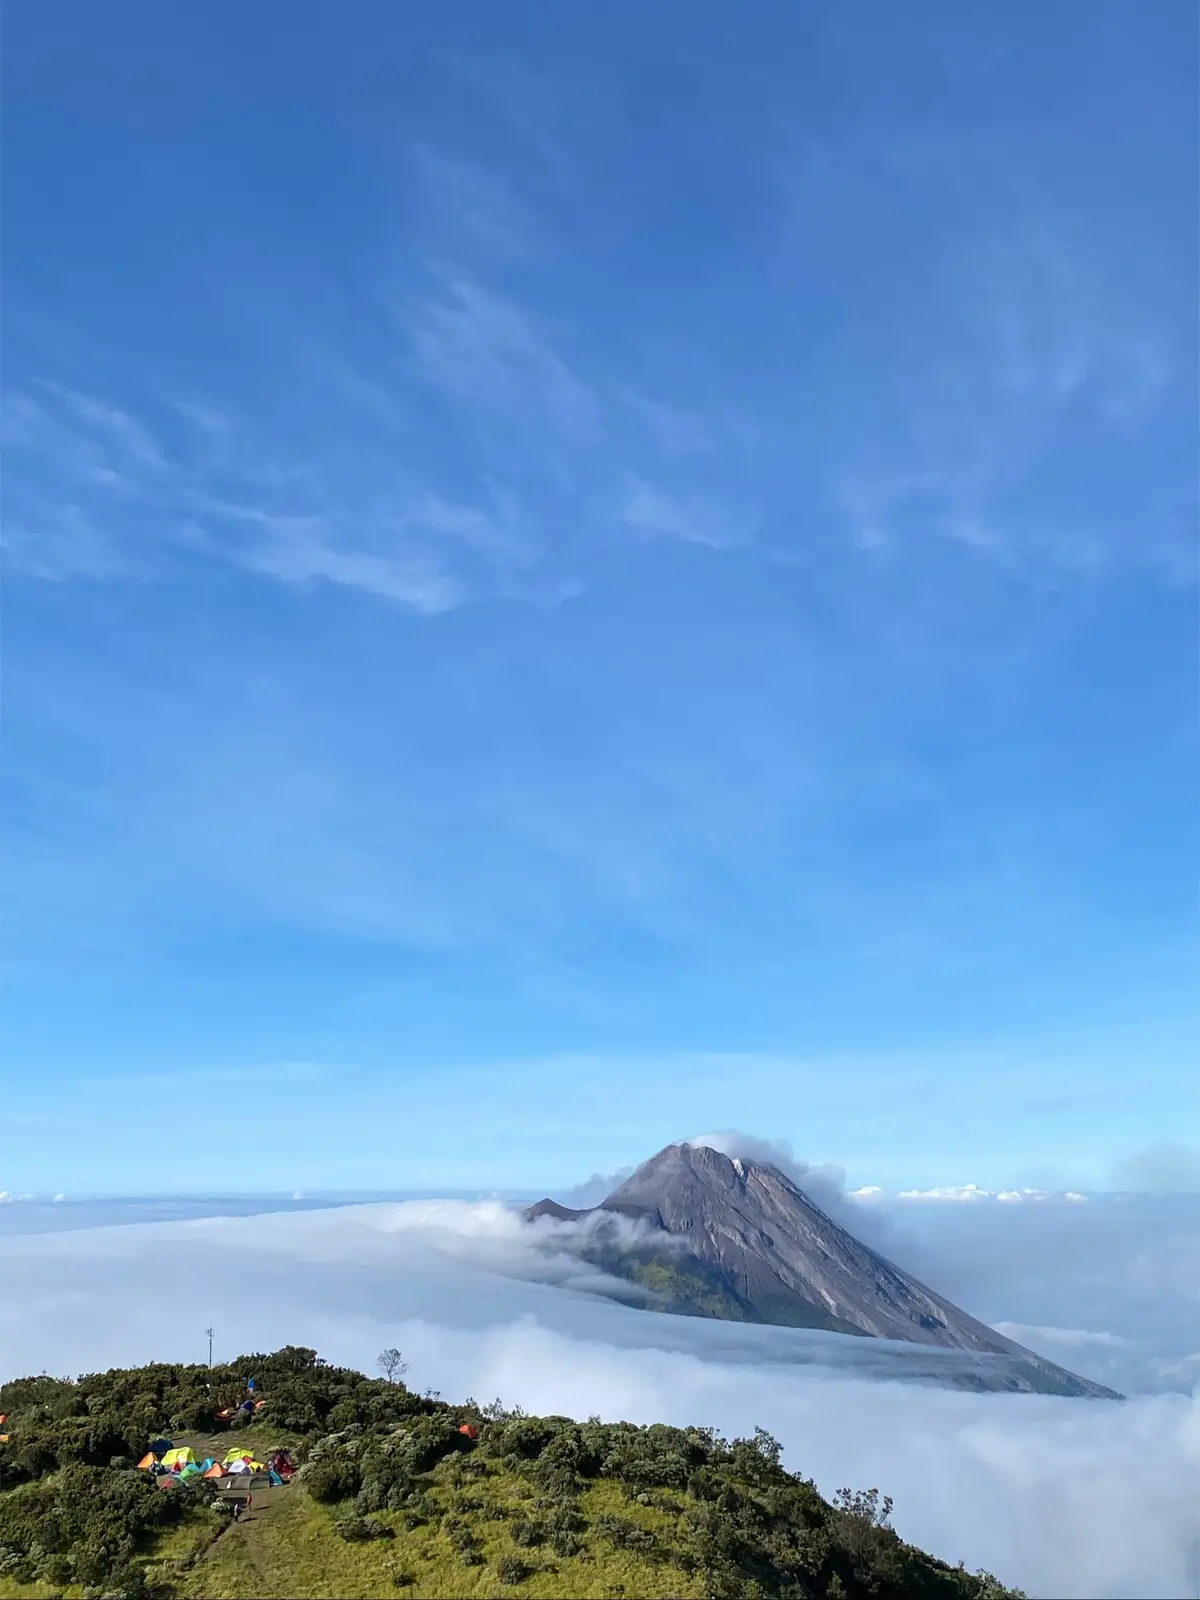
[0, 1461, 212, 1593]
[334, 1513, 394, 1543]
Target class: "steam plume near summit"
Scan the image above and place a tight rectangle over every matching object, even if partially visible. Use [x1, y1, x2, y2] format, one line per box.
[683, 1129, 849, 1203]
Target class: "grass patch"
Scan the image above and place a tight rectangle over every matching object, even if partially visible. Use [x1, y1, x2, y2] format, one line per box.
[182, 1462, 700, 1600]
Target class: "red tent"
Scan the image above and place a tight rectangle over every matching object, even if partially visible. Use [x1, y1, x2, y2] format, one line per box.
[458, 1424, 479, 1440]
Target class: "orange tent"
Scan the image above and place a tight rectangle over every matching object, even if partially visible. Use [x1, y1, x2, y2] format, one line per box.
[458, 1424, 479, 1440]
[203, 1463, 225, 1480]
[137, 1452, 159, 1470]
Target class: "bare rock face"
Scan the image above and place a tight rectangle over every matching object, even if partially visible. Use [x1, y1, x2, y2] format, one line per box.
[528, 1141, 1121, 1399]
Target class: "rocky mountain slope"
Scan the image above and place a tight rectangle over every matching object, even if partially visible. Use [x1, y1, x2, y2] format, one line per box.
[527, 1142, 1120, 1399]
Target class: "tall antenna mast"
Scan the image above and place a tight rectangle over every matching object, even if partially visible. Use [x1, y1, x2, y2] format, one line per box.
[205, 1327, 214, 1368]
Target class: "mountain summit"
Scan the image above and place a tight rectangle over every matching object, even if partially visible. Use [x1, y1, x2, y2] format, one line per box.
[528, 1141, 1120, 1399]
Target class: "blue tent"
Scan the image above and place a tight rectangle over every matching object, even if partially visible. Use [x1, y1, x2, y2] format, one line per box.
[149, 1438, 173, 1455]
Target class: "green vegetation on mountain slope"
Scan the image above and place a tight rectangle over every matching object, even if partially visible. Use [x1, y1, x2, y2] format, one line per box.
[0, 1346, 1024, 1600]
[577, 1234, 863, 1335]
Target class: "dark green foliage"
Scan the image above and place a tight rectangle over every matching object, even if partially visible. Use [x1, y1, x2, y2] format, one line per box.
[0, 1375, 79, 1417]
[595, 1512, 666, 1560]
[443, 1516, 485, 1565]
[594, 1419, 716, 1492]
[334, 1513, 394, 1542]
[0, 1462, 199, 1590]
[304, 1454, 364, 1504]
[509, 1517, 548, 1547]
[497, 1553, 532, 1585]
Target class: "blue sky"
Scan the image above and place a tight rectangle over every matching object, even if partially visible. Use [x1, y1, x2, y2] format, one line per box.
[2, 0, 1196, 1195]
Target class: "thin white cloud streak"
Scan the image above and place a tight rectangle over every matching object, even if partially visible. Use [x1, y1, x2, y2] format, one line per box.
[400, 274, 602, 452]
[412, 145, 544, 264]
[881, 1184, 1088, 1204]
[624, 478, 751, 550]
[833, 218, 1190, 583]
[0, 1202, 1196, 1598]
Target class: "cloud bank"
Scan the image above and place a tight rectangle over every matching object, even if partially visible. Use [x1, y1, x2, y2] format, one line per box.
[0, 1199, 1197, 1597]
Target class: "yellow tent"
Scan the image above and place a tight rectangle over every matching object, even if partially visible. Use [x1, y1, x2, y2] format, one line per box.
[161, 1447, 194, 1469]
[223, 1448, 253, 1465]
[137, 1452, 159, 1470]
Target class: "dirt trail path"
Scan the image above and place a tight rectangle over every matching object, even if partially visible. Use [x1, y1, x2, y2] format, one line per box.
[191, 1481, 295, 1599]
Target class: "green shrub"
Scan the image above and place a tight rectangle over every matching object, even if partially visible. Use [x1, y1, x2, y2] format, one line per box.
[0, 1546, 30, 1581]
[334, 1514, 393, 1542]
[595, 1513, 663, 1560]
[303, 1456, 363, 1503]
[510, 1518, 547, 1547]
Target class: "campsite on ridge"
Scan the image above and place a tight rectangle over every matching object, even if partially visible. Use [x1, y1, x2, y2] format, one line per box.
[0, 1344, 1027, 1599]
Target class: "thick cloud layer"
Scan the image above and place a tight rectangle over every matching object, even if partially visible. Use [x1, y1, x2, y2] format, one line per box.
[1, 1199, 1197, 1597]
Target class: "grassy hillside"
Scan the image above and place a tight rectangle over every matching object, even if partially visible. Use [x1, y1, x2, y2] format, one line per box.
[0, 1346, 1024, 1600]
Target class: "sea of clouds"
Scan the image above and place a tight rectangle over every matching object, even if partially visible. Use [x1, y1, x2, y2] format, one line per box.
[1, 1155, 1197, 1598]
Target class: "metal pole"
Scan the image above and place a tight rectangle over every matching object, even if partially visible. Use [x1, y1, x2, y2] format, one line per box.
[205, 1327, 214, 1368]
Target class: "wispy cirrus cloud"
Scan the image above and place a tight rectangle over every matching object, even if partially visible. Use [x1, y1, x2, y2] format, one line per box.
[1, 372, 522, 611]
[834, 218, 1191, 582]
[984, 222, 1174, 422]
[412, 145, 545, 264]
[3, 220, 757, 609]
[399, 272, 603, 459]
[624, 477, 751, 550]
[6, 125, 1191, 607]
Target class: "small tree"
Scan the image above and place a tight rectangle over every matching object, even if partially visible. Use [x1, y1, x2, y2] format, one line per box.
[831, 1486, 897, 1572]
[377, 1349, 408, 1385]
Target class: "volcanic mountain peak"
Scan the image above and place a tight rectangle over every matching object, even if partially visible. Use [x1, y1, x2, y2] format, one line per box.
[528, 1140, 1121, 1400]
